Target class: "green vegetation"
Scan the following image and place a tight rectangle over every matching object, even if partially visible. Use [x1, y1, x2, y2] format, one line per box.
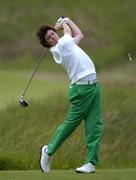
[0, 169, 136, 180]
[0, 63, 136, 170]
[0, 0, 135, 172]
[0, 0, 136, 70]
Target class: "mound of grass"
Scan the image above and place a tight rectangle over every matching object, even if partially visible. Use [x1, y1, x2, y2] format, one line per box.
[101, 82, 136, 168]
[0, 68, 136, 170]
[0, 93, 68, 170]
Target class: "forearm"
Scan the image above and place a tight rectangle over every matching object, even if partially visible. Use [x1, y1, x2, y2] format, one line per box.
[67, 19, 84, 39]
[61, 23, 72, 36]
[54, 17, 84, 44]
[54, 22, 72, 36]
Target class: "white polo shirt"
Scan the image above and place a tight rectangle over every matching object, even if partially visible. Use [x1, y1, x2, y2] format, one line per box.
[50, 34, 96, 84]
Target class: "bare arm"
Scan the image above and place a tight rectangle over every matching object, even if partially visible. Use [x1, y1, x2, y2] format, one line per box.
[67, 19, 84, 44]
[61, 23, 72, 36]
[54, 18, 84, 44]
[54, 22, 72, 36]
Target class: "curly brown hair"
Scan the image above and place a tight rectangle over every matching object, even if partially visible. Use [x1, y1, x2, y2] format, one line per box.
[37, 25, 56, 48]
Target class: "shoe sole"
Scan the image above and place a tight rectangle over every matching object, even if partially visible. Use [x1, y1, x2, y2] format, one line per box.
[39, 145, 45, 173]
[75, 170, 95, 173]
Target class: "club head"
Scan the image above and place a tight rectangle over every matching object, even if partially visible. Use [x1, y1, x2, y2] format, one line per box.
[19, 96, 28, 108]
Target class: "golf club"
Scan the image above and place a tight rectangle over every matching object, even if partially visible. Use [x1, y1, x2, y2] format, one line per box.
[19, 48, 47, 108]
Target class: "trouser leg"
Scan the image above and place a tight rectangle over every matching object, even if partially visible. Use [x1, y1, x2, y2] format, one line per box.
[47, 85, 83, 156]
[47, 82, 103, 163]
[84, 83, 103, 165]
[47, 117, 82, 156]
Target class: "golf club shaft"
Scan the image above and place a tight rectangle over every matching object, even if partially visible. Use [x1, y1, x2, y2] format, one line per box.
[22, 48, 47, 97]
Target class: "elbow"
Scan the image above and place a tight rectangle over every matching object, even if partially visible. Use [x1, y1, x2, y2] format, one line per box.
[74, 33, 84, 44]
[79, 33, 84, 41]
[81, 33, 84, 40]
[79, 31, 84, 39]
[76, 32, 84, 40]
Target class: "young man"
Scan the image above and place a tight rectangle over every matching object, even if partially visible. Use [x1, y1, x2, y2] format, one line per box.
[37, 17, 103, 173]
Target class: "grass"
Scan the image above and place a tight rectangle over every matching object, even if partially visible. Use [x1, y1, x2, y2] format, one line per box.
[0, 0, 136, 70]
[0, 0, 136, 172]
[0, 62, 136, 170]
[0, 169, 136, 180]
[0, 69, 67, 109]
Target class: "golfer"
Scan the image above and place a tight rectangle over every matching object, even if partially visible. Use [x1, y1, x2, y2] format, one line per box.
[37, 17, 103, 173]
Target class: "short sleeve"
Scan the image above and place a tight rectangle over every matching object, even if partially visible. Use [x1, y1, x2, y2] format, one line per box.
[58, 34, 75, 54]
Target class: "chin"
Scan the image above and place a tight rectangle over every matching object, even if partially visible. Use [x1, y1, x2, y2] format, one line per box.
[54, 41, 58, 45]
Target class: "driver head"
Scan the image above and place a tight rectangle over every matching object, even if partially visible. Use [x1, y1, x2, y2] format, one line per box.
[19, 96, 28, 108]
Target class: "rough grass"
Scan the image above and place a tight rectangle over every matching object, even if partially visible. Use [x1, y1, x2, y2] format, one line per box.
[0, 65, 136, 170]
[0, 169, 136, 180]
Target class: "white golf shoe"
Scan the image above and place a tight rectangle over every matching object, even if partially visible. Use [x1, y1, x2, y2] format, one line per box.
[76, 162, 95, 173]
[40, 145, 51, 173]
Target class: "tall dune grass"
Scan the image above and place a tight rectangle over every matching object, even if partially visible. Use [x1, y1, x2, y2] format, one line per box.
[0, 69, 135, 170]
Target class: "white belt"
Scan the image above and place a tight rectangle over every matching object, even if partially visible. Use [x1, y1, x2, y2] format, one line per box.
[75, 79, 98, 85]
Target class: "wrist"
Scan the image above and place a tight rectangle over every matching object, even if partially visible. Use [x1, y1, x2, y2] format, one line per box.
[61, 22, 65, 29]
[54, 22, 63, 31]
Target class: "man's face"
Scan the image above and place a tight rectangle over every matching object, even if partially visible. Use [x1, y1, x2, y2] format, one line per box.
[45, 30, 59, 47]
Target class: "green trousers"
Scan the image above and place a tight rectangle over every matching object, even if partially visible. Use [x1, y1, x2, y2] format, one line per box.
[47, 82, 103, 165]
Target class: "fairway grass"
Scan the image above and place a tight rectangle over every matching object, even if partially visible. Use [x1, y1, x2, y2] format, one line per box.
[0, 169, 136, 180]
[0, 70, 67, 110]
